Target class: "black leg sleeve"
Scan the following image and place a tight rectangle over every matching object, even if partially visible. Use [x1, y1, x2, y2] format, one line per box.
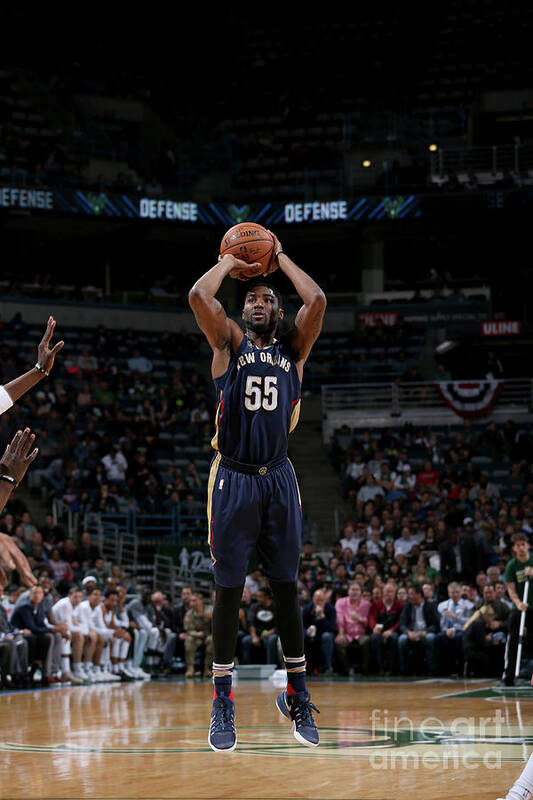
[269, 579, 304, 658]
[212, 583, 244, 664]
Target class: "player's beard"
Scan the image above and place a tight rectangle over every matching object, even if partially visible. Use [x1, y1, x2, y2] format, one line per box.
[245, 311, 274, 335]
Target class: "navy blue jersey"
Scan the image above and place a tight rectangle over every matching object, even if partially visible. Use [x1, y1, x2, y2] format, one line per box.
[211, 334, 301, 464]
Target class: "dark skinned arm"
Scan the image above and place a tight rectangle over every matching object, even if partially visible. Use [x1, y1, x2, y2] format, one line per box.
[188, 255, 259, 377]
[4, 316, 64, 403]
[0, 428, 39, 587]
[268, 232, 326, 372]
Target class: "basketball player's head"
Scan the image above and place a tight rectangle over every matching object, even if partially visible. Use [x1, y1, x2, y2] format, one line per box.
[242, 283, 283, 336]
[88, 587, 102, 608]
[104, 588, 119, 609]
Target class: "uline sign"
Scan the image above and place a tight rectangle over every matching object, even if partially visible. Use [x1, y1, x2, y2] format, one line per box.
[482, 321, 521, 336]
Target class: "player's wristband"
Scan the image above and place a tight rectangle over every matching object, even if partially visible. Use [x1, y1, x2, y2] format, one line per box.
[274, 249, 284, 265]
[0, 474, 17, 488]
[0, 386, 13, 416]
[34, 362, 50, 377]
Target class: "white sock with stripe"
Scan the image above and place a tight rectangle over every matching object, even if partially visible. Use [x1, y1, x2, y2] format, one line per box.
[505, 752, 533, 800]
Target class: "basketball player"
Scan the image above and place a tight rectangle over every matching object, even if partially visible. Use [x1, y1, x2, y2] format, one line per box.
[0, 316, 63, 587]
[0, 316, 64, 416]
[497, 754, 533, 800]
[189, 229, 326, 752]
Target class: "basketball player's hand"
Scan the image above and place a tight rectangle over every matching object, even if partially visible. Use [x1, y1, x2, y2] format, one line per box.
[37, 316, 64, 373]
[264, 230, 283, 276]
[0, 533, 37, 589]
[219, 253, 262, 281]
[0, 428, 39, 486]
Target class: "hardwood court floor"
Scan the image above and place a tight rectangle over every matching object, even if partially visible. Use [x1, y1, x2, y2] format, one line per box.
[1, 677, 533, 799]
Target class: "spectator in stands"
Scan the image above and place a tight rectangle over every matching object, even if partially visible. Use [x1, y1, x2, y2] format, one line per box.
[150, 591, 177, 674]
[0, 584, 30, 688]
[75, 532, 101, 568]
[127, 349, 153, 374]
[416, 460, 440, 491]
[20, 512, 38, 542]
[47, 548, 73, 583]
[398, 584, 439, 676]
[463, 605, 505, 677]
[394, 527, 417, 558]
[344, 452, 365, 496]
[92, 557, 108, 590]
[439, 529, 478, 584]
[495, 580, 513, 610]
[435, 581, 472, 675]
[356, 475, 385, 511]
[42, 457, 66, 497]
[340, 521, 362, 555]
[366, 529, 384, 559]
[77, 348, 99, 372]
[10, 585, 55, 685]
[393, 465, 416, 496]
[302, 589, 337, 675]
[101, 445, 128, 488]
[299, 541, 325, 575]
[41, 513, 65, 550]
[469, 474, 500, 503]
[242, 587, 278, 667]
[1, 584, 21, 618]
[334, 582, 371, 675]
[412, 554, 438, 586]
[331, 562, 350, 602]
[244, 568, 265, 598]
[369, 582, 402, 675]
[330, 424, 354, 472]
[183, 593, 213, 677]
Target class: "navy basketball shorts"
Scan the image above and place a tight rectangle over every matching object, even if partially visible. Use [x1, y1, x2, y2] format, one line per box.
[207, 452, 303, 588]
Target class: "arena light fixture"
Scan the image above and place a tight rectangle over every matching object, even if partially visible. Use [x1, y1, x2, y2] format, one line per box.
[429, 143, 438, 152]
[362, 159, 372, 168]
[435, 340, 458, 355]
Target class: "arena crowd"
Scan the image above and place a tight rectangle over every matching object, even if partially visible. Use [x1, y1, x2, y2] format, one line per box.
[0, 313, 532, 688]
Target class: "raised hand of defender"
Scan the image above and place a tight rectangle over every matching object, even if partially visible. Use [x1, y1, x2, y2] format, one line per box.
[37, 316, 64, 373]
[0, 428, 39, 486]
[0, 534, 37, 588]
[264, 230, 283, 276]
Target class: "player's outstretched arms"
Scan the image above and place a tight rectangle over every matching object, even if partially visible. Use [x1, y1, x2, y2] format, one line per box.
[267, 231, 326, 365]
[2, 316, 64, 412]
[189, 255, 255, 352]
[0, 428, 39, 587]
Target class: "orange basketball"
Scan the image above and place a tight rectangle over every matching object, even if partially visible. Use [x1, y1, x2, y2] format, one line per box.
[220, 222, 274, 279]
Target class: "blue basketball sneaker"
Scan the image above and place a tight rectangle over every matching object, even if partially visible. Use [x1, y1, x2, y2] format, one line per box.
[276, 689, 320, 747]
[208, 695, 237, 752]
